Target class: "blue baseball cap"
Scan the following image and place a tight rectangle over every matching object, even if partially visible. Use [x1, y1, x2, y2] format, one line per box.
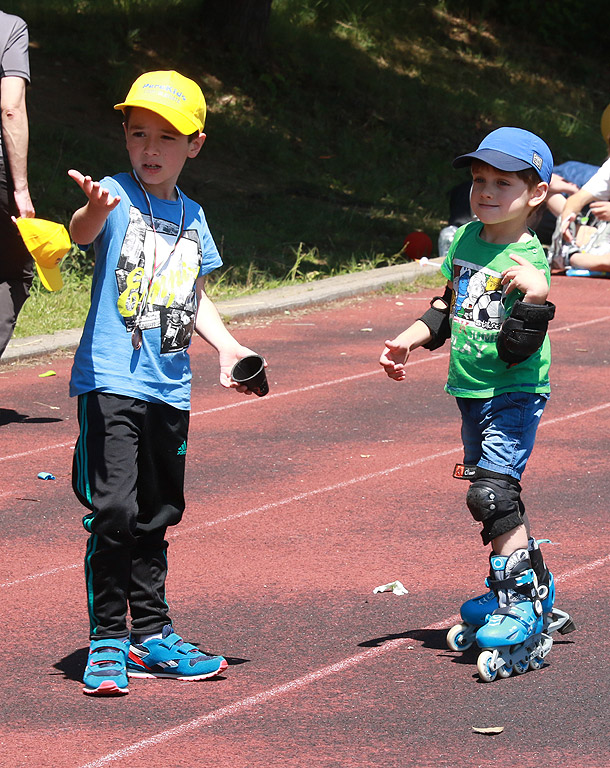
[453, 127, 553, 184]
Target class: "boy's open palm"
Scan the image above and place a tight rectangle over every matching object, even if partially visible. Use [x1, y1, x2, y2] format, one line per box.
[68, 169, 121, 212]
[380, 339, 409, 381]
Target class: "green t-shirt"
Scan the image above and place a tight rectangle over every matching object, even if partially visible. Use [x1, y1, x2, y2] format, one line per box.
[440, 221, 551, 399]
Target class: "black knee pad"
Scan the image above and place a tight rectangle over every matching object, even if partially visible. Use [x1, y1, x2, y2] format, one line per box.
[465, 471, 523, 545]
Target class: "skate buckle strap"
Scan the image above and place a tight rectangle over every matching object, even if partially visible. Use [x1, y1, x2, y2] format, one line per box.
[491, 605, 542, 621]
[486, 572, 534, 592]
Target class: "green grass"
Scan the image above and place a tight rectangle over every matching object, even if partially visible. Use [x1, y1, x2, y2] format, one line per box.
[18, 246, 446, 336]
[5, 0, 609, 336]
[16, 248, 93, 337]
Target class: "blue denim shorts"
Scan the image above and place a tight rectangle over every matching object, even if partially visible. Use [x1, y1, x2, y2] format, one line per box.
[456, 392, 548, 481]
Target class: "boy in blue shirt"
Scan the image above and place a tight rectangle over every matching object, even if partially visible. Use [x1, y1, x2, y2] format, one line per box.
[380, 128, 575, 681]
[69, 71, 263, 695]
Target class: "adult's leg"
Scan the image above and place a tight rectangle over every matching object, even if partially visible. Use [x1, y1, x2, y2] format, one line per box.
[0, 190, 34, 357]
[0, 277, 30, 356]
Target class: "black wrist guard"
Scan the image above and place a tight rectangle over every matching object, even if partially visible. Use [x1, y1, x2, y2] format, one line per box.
[497, 299, 555, 365]
[420, 284, 453, 351]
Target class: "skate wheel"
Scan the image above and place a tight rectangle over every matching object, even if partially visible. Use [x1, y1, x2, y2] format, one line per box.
[447, 623, 473, 652]
[529, 655, 544, 672]
[514, 659, 529, 675]
[477, 650, 497, 683]
[497, 664, 513, 679]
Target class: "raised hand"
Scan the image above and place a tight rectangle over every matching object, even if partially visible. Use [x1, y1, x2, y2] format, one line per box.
[68, 169, 121, 212]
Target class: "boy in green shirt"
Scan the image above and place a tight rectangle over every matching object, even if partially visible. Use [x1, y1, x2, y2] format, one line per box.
[380, 127, 575, 682]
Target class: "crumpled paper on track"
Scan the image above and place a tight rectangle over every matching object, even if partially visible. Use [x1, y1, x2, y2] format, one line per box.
[373, 580, 408, 596]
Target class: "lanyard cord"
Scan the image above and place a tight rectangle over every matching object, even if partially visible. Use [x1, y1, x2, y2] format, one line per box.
[131, 169, 185, 330]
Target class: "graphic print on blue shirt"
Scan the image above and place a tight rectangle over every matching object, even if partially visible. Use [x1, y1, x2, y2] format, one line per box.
[115, 205, 200, 354]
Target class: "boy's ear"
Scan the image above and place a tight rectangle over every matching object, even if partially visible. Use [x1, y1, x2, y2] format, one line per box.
[188, 132, 206, 159]
[529, 181, 549, 208]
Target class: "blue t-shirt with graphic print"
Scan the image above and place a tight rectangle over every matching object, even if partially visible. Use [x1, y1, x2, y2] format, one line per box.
[69, 172, 222, 410]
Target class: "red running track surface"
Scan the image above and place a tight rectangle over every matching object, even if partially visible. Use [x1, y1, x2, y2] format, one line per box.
[1, 275, 609, 768]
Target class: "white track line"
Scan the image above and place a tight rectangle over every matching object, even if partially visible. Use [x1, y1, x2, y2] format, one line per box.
[0, 447, 460, 589]
[191, 352, 447, 415]
[175, 446, 460, 535]
[554, 553, 610, 582]
[77, 639, 409, 768]
[0, 313, 607, 464]
[0, 438, 75, 463]
[78, 552, 609, 768]
[543, 401, 610, 426]
[3, 398, 610, 590]
[0, 356, 446, 464]
[552, 314, 610, 331]
[0, 562, 80, 587]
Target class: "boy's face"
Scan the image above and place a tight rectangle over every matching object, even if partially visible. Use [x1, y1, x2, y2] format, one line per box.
[123, 107, 205, 199]
[469, 161, 547, 228]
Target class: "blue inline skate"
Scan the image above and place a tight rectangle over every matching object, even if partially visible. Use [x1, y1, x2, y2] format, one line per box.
[446, 540, 576, 681]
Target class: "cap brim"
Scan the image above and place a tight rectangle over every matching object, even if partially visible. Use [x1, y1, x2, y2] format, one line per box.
[35, 262, 63, 292]
[453, 149, 531, 172]
[114, 99, 202, 135]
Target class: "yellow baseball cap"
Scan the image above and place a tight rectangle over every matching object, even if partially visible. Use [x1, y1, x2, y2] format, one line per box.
[601, 104, 610, 142]
[114, 70, 206, 135]
[15, 217, 71, 292]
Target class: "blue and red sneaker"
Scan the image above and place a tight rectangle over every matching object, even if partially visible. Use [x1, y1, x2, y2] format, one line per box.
[127, 624, 228, 681]
[82, 638, 129, 696]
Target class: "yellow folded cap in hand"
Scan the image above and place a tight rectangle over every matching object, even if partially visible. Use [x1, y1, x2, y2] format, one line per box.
[15, 217, 71, 292]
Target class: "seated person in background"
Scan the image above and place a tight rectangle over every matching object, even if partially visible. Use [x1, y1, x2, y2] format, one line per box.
[550, 105, 610, 273]
[546, 161, 600, 215]
[535, 161, 600, 242]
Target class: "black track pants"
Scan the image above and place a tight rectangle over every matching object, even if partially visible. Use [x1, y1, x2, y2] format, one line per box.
[73, 392, 189, 639]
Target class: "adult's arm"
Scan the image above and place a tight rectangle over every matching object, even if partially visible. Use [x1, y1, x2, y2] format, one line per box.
[0, 75, 34, 217]
[559, 188, 595, 241]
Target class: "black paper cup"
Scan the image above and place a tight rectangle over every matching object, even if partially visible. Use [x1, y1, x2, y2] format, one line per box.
[231, 355, 269, 397]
